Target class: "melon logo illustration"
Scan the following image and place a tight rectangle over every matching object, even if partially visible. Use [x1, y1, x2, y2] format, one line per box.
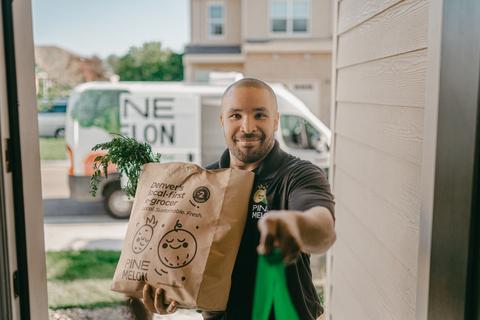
[132, 215, 158, 254]
[253, 184, 267, 204]
[158, 220, 197, 269]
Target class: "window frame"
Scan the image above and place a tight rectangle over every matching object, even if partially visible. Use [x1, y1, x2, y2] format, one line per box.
[268, 0, 311, 37]
[206, 2, 226, 39]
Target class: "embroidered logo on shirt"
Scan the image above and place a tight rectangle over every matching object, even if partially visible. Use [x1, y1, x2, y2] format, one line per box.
[252, 184, 268, 219]
[253, 184, 267, 204]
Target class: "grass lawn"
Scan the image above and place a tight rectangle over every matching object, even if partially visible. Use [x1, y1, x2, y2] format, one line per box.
[39, 137, 67, 161]
[46, 250, 126, 309]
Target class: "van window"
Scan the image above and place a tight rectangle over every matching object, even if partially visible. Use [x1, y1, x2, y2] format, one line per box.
[70, 89, 128, 134]
[281, 115, 328, 151]
[280, 115, 304, 149]
[304, 119, 321, 149]
[53, 105, 67, 113]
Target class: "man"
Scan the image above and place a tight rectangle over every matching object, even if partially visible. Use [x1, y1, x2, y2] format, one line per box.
[137, 78, 336, 319]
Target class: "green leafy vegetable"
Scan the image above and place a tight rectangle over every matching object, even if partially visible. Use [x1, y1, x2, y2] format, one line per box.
[90, 134, 161, 198]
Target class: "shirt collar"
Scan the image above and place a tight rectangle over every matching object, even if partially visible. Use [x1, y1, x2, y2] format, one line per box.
[218, 140, 287, 179]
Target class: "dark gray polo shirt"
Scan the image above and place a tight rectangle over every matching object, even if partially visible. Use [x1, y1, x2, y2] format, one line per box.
[202, 140, 335, 320]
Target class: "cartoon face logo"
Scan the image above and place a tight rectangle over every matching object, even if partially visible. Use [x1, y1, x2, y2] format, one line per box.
[158, 220, 197, 268]
[132, 215, 158, 254]
[253, 184, 267, 204]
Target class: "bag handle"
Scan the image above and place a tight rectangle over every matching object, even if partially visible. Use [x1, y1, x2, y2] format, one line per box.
[252, 249, 301, 320]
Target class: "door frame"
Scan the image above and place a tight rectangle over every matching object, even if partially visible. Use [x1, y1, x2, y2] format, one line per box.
[1, 0, 48, 318]
[416, 0, 480, 319]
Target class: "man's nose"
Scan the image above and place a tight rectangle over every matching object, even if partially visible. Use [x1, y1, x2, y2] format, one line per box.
[240, 116, 256, 133]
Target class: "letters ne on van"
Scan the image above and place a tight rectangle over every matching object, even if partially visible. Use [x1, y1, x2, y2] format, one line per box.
[120, 95, 175, 145]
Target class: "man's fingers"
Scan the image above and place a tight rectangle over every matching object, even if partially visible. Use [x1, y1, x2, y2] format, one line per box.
[257, 218, 277, 255]
[258, 214, 302, 265]
[154, 288, 168, 314]
[127, 294, 151, 320]
[141, 284, 179, 315]
[142, 284, 156, 313]
[281, 245, 301, 265]
[153, 288, 179, 315]
[166, 301, 179, 313]
[277, 221, 301, 265]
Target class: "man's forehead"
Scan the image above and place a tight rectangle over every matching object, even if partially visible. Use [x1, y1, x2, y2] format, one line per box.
[222, 86, 277, 113]
[226, 106, 271, 113]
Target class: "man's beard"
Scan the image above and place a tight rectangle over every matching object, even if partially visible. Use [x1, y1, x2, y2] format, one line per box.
[228, 132, 275, 164]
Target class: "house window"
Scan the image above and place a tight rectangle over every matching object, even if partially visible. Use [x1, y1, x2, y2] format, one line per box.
[270, 1, 309, 34]
[207, 3, 225, 37]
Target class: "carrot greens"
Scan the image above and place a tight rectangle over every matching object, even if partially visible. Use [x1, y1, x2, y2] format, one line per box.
[89, 134, 161, 198]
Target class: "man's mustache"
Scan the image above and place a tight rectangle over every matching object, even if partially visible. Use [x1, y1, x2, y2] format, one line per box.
[233, 133, 265, 140]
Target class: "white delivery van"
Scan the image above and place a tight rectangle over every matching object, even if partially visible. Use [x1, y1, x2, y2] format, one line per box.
[65, 81, 330, 218]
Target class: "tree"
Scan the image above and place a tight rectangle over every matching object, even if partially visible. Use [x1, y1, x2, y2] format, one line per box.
[109, 42, 183, 81]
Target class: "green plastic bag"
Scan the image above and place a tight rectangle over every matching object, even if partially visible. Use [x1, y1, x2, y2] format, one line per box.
[252, 249, 301, 320]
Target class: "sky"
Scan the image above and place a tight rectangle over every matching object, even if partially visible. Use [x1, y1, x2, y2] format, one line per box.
[32, 0, 190, 59]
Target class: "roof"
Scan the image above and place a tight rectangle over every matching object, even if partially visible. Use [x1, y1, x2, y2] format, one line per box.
[184, 45, 241, 54]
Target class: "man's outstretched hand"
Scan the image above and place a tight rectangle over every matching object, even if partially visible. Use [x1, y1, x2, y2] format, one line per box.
[257, 210, 302, 265]
[257, 206, 336, 265]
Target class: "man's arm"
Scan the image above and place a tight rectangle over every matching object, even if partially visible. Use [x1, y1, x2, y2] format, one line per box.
[257, 206, 336, 265]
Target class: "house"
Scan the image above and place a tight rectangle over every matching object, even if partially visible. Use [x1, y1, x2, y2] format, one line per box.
[35, 46, 107, 87]
[183, 0, 334, 127]
[329, 0, 480, 319]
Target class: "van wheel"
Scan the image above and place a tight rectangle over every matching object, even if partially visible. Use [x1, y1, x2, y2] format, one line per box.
[103, 182, 133, 219]
[55, 128, 65, 138]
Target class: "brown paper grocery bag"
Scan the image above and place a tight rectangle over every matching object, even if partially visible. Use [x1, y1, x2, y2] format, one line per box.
[111, 162, 254, 311]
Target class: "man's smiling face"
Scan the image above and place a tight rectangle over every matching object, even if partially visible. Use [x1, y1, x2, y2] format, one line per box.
[220, 85, 279, 166]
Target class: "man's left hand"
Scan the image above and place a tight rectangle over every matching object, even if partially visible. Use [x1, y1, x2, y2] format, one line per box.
[257, 210, 303, 265]
[257, 206, 336, 265]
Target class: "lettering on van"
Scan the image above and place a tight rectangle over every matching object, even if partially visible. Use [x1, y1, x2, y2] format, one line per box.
[121, 97, 175, 145]
[123, 98, 174, 119]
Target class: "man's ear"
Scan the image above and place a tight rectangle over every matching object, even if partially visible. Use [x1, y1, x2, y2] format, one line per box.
[220, 113, 225, 132]
[274, 112, 280, 131]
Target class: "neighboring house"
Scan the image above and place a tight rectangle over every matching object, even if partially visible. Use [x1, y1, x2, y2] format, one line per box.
[183, 0, 333, 127]
[35, 46, 107, 88]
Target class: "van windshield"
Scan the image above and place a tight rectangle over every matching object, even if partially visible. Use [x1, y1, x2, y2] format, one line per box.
[70, 89, 128, 134]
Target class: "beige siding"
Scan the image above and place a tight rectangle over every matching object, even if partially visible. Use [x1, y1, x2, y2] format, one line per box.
[337, 0, 429, 68]
[312, 0, 334, 39]
[189, 62, 244, 81]
[330, 0, 429, 319]
[337, 50, 428, 108]
[243, 0, 333, 40]
[243, 52, 332, 125]
[191, 0, 242, 45]
[244, 0, 269, 40]
[336, 102, 424, 165]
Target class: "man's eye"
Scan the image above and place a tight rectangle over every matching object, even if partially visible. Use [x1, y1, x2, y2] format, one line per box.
[230, 114, 241, 119]
[256, 114, 267, 118]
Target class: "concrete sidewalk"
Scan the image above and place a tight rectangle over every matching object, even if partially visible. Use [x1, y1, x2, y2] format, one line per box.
[44, 215, 128, 252]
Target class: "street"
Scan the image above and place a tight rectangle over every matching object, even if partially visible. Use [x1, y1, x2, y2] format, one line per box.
[42, 161, 128, 252]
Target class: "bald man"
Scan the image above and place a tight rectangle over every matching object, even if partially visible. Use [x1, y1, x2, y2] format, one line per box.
[139, 78, 336, 320]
